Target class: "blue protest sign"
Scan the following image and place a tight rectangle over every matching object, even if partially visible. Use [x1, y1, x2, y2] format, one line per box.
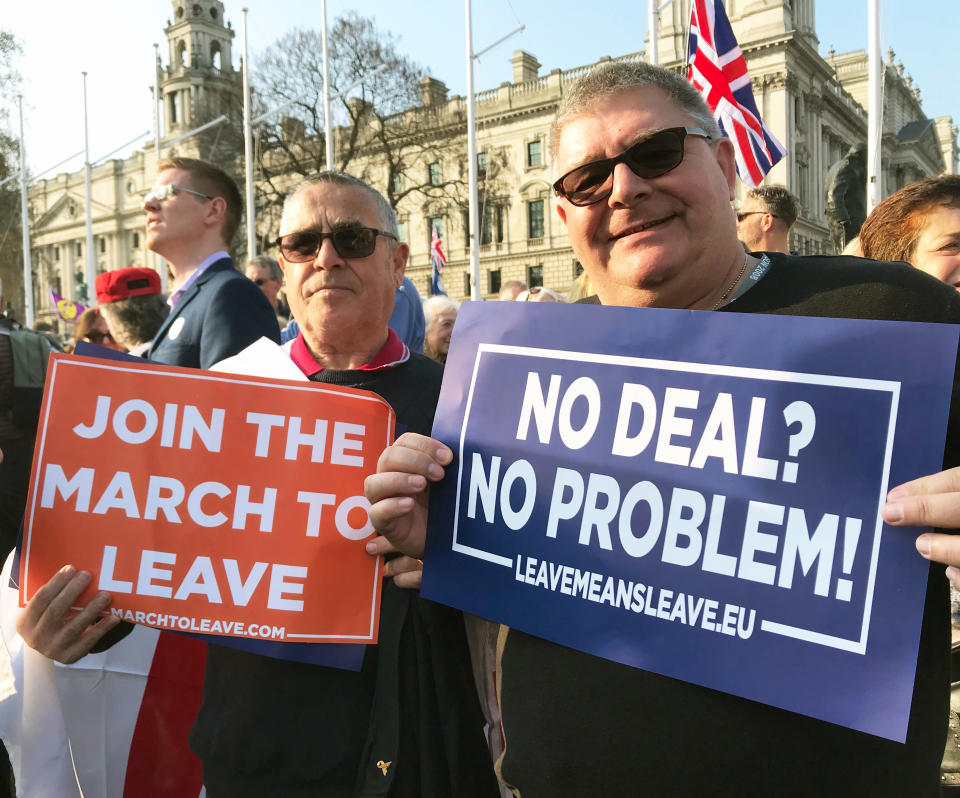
[422, 301, 959, 742]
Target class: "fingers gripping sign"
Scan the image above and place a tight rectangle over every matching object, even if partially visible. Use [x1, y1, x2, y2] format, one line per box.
[16, 564, 122, 664]
[883, 466, 960, 588]
[364, 433, 453, 559]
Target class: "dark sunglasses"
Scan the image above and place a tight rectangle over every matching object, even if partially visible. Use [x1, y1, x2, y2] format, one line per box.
[84, 330, 114, 344]
[736, 210, 777, 222]
[275, 227, 397, 262]
[553, 126, 711, 207]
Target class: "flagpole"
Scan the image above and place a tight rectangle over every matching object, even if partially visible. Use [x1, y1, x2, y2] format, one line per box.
[242, 8, 256, 259]
[153, 44, 162, 157]
[82, 72, 96, 307]
[465, 0, 481, 301]
[153, 43, 167, 293]
[321, 0, 333, 170]
[648, 0, 659, 65]
[866, 0, 882, 213]
[18, 95, 34, 328]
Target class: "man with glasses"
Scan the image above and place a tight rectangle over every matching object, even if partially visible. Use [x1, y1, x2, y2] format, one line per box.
[366, 61, 960, 797]
[143, 157, 280, 368]
[192, 171, 495, 798]
[736, 184, 799, 254]
[244, 254, 289, 324]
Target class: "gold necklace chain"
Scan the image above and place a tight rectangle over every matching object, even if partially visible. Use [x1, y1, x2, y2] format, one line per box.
[711, 253, 749, 311]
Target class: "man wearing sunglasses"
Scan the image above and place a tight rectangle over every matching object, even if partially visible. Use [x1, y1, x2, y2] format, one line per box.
[244, 254, 289, 325]
[143, 157, 280, 369]
[367, 61, 960, 798]
[736, 185, 799, 255]
[187, 171, 496, 798]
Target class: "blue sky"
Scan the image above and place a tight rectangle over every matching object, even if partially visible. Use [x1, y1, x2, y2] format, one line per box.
[3, 0, 956, 175]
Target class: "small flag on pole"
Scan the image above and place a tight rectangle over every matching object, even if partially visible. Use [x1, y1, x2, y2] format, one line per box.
[686, 0, 787, 187]
[50, 291, 88, 322]
[430, 225, 447, 296]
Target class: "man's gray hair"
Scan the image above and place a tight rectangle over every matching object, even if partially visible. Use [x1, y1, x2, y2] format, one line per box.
[550, 62, 722, 165]
[282, 171, 398, 238]
[246, 255, 282, 281]
[422, 295, 459, 329]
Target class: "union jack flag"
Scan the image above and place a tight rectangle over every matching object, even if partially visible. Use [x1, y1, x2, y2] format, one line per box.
[687, 0, 786, 187]
[430, 225, 447, 296]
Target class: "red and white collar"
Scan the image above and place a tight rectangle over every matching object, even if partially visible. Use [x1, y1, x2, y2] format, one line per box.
[288, 328, 410, 378]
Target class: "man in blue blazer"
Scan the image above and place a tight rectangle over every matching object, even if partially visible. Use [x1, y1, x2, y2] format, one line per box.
[144, 157, 280, 368]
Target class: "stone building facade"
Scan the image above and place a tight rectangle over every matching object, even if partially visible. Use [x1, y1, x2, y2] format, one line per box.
[20, 0, 959, 324]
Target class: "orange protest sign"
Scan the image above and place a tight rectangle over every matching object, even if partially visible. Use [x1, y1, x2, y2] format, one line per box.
[20, 353, 395, 644]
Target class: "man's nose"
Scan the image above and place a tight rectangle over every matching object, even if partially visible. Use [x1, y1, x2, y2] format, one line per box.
[312, 235, 343, 269]
[607, 161, 653, 208]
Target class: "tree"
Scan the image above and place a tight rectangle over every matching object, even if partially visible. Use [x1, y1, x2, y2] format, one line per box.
[250, 13, 492, 249]
[0, 30, 24, 322]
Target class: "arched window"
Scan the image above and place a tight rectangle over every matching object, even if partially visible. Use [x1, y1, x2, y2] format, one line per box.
[177, 40, 188, 68]
[211, 42, 222, 71]
[169, 92, 178, 124]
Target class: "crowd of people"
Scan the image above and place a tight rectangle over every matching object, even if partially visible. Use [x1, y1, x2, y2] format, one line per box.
[1, 59, 960, 796]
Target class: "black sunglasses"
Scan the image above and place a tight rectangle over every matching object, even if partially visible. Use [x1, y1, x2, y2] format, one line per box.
[275, 227, 397, 262]
[736, 210, 778, 222]
[553, 126, 711, 206]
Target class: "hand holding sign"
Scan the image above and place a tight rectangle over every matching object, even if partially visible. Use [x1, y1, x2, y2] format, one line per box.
[16, 565, 121, 663]
[365, 432, 453, 559]
[883, 466, 960, 587]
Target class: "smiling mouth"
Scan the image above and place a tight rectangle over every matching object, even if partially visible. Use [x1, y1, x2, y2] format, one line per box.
[611, 216, 673, 239]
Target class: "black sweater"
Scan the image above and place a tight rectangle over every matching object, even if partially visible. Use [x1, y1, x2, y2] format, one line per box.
[498, 254, 960, 798]
[190, 353, 498, 798]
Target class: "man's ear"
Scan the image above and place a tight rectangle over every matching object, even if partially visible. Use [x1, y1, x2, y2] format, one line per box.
[714, 138, 737, 200]
[391, 242, 409, 286]
[761, 213, 776, 232]
[556, 200, 568, 228]
[206, 196, 227, 229]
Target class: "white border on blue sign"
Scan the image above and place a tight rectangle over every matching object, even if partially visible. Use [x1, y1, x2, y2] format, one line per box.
[451, 343, 901, 655]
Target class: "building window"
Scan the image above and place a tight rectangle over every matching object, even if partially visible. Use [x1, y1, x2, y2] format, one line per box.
[53, 246, 60, 261]
[99, 237, 107, 254]
[463, 272, 471, 296]
[489, 268, 502, 295]
[396, 221, 407, 243]
[527, 140, 543, 167]
[132, 232, 140, 249]
[428, 162, 441, 187]
[527, 199, 545, 239]
[75, 241, 82, 257]
[526, 264, 543, 288]
[477, 152, 488, 176]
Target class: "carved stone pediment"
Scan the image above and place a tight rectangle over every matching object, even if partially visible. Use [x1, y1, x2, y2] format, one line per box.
[32, 191, 86, 232]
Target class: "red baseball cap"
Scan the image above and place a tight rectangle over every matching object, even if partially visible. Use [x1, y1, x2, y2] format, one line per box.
[95, 267, 161, 304]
